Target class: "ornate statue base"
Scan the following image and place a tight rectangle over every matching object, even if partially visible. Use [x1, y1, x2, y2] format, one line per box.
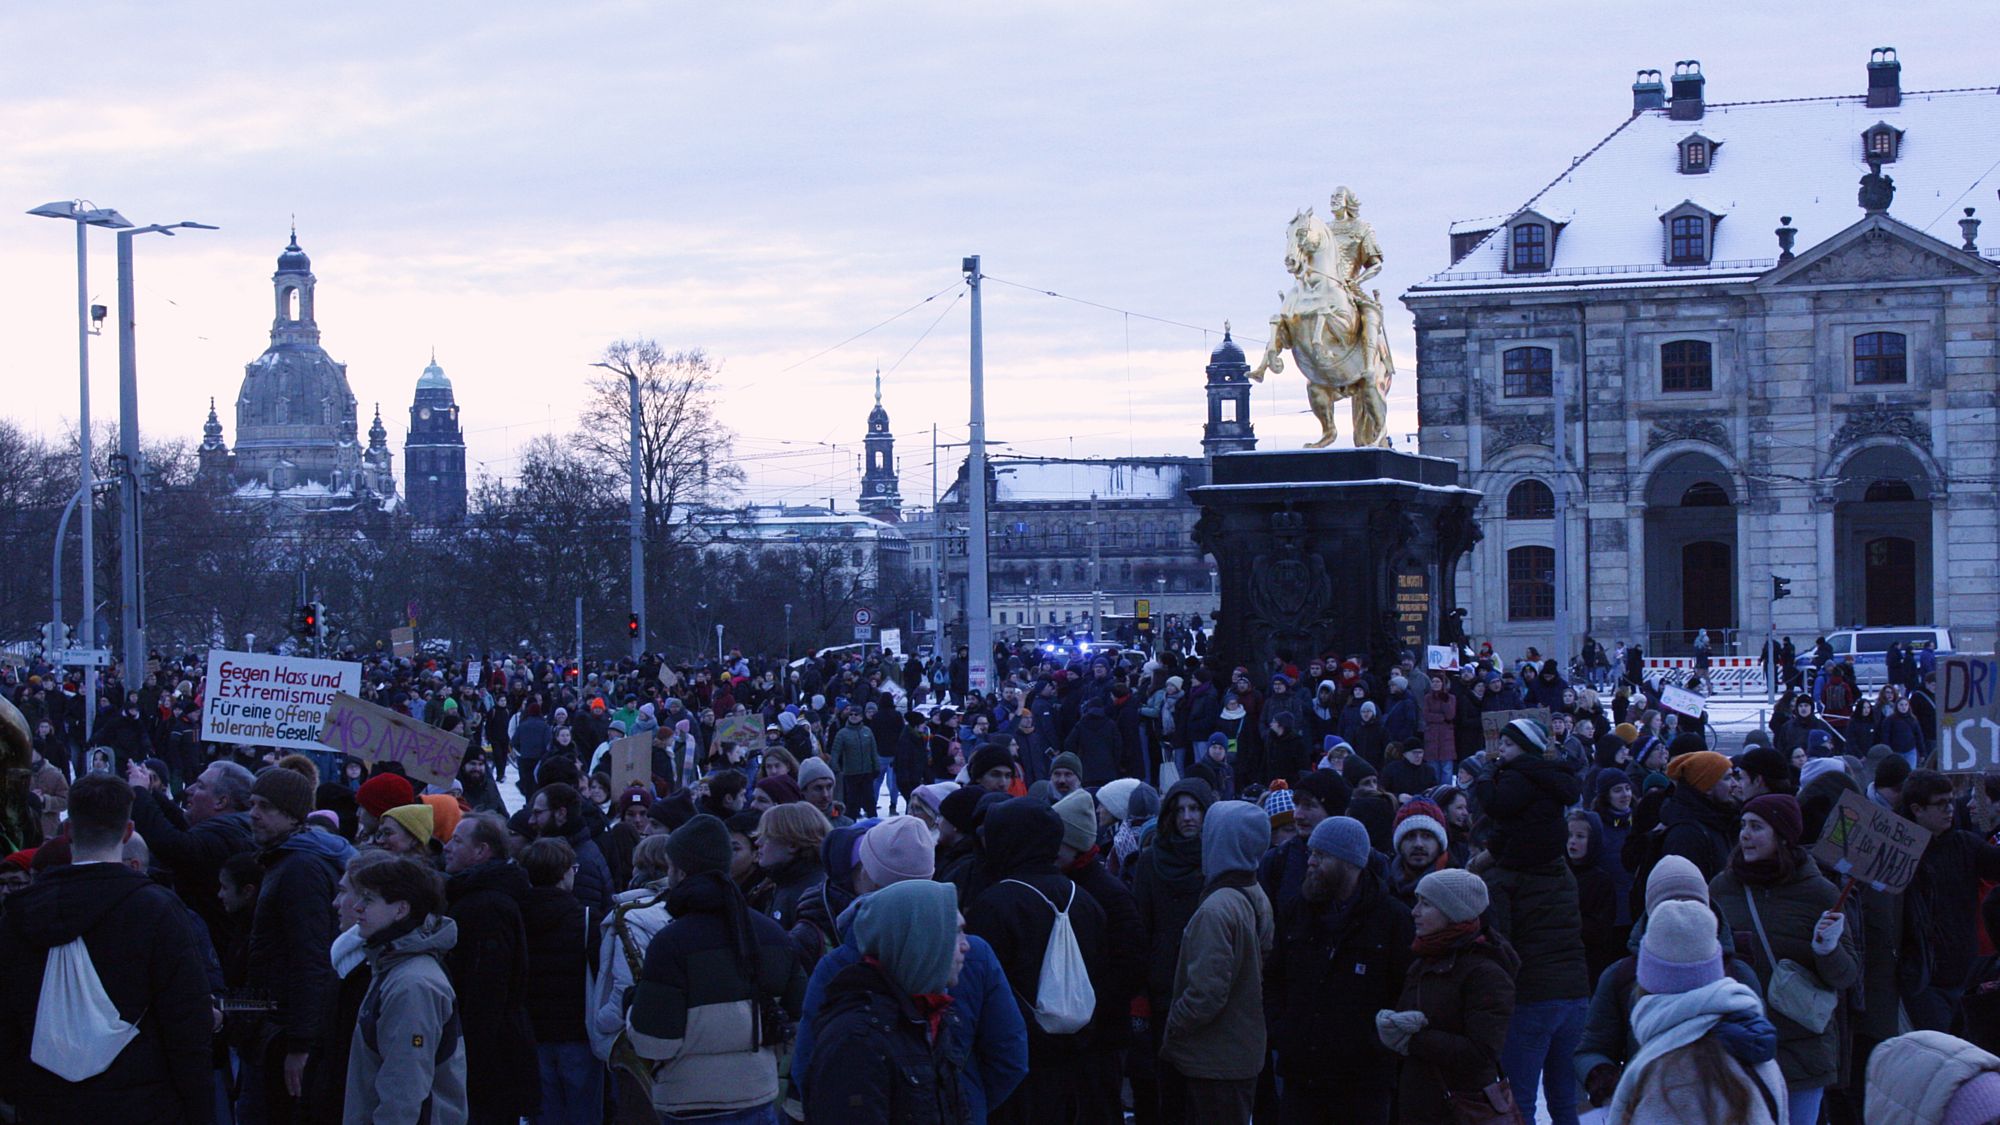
[1190, 448, 1483, 675]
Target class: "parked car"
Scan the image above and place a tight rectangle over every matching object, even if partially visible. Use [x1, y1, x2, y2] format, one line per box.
[1797, 626, 1952, 689]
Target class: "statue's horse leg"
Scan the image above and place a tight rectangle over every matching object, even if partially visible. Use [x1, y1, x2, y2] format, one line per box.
[1305, 383, 1339, 448]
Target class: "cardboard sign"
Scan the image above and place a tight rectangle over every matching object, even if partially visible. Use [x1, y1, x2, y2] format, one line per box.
[879, 628, 902, 657]
[604, 732, 652, 794]
[465, 661, 483, 687]
[710, 713, 764, 758]
[1811, 789, 1933, 893]
[1481, 707, 1554, 757]
[390, 627, 416, 659]
[202, 650, 362, 751]
[319, 692, 469, 789]
[1940, 654, 2000, 774]
[1659, 683, 1708, 718]
[658, 664, 680, 690]
[1427, 645, 1460, 672]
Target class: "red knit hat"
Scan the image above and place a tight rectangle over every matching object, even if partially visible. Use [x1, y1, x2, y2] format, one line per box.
[357, 773, 416, 817]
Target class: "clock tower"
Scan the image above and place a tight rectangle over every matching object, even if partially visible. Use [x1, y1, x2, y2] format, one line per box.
[404, 352, 467, 524]
[858, 369, 902, 522]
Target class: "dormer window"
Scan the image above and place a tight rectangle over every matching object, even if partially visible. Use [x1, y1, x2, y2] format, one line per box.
[1511, 224, 1547, 271]
[1862, 121, 1903, 163]
[1677, 133, 1719, 174]
[1659, 201, 1723, 266]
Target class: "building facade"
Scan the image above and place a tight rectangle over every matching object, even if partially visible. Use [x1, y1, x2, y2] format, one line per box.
[196, 232, 398, 517]
[404, 354, 468, 525]
[1403, 51, 2000, 658]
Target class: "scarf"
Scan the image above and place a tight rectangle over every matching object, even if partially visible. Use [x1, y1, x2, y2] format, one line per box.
[1152, 825, 1206, 895]
[1066, 845, 1101, 874]
[1728, 847, 1794, 887]
[913, 990, 956, 1044]
[1411, 918, 1483, 958]
[1608, 978, 1773, 1123]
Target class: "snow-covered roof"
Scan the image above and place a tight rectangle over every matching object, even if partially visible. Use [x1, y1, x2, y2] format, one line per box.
[1411, 84, 2000, 295]
[967, 458, 1196, 504]
[693, 505, 907, 543]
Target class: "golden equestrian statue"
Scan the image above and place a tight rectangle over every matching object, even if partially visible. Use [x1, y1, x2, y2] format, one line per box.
[1247, 186, 1396, 448]
[0, 692, 37, 854]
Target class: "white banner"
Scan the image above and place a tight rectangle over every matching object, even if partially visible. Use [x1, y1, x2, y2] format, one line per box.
[203, 649, 362, 751]
[1659, 683, 1709, 718]
[879, 628, 902, 657]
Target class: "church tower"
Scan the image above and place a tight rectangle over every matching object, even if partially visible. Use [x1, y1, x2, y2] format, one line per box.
[1202, 324, 1257, 461]
[404, 352, 467, 524]
[858, 369, 902, 522]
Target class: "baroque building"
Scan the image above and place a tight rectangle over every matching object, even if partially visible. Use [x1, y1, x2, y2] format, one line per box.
[1403, 51, 2000, 657]
[857, 370, 902, 522]
[404, 353, 468, 524]
[196, 231, 398, 516]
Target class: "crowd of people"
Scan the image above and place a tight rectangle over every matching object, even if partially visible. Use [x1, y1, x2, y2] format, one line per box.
[1, 633, 1998, 1124]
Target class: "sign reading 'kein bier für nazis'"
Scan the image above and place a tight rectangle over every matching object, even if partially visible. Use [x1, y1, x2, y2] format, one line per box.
[318, 692, 469, 789]
[1810, 789, 1933, 893]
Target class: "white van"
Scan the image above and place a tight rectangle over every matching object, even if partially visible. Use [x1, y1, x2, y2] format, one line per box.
[1804, 626, 1952, 688]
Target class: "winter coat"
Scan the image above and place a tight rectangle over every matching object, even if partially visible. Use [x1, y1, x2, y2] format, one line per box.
[625, 871, 807, 1115]
[1262, 729, 1312, 786]
[1394, 928, 1521, 1125]
[830, 722, 880, 775]
[560, 820, 615, 921]
[1479, 752, 1580, 870]
[1064, 710, 1125, 786]
[1264, 867, 1412, 1088]
[1067, 853, 1146, 1050]
[1903, 828, 2000, 999]
[1865, 1028, 2000, 1125]
[247, 828, 355, 1053]
[520, 885, 589, 1045]
[1482, 858, 1591, 1003]
[1384, 694, 1420, 747]
[1159, 877, 1274, 1081]
[442, 859, 541, 1117]
[804, 959, 971, 1125]
[344, 917, 468, 1125]
[751, 853, 827, 937]
[1659, 782, 1738, 882]
[127, 793, 255, 946]
[1422, 689, 1458, 763]
[1604, 978, 1784, 1125]
[587, 884, 672, 1062]
[1710, 857, 1861, 1089]
[1133, 779, 1216, 1007]
[1574, 917, 1763, 1093]
[1381, 756, 1435, 802]
[0, 862, 215, 1125]
[30, 757, 66, 840]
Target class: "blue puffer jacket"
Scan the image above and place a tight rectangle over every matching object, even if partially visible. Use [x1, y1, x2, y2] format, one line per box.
[793, 895, 1027, 1123]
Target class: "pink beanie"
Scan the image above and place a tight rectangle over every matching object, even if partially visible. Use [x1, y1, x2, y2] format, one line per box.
[858, 815, 935, 887]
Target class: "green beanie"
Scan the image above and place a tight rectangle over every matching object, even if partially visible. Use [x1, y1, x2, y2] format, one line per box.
[851, 879, 960, 996]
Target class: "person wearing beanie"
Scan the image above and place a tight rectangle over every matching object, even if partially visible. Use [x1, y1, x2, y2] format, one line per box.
[967, 742, 1017, 793]
[965, 798, 1110, 1121]
[417, 791, 463, 846]
[356, 772, 417, 837]
[1709, 790, 1856, 1122]
[1381, 865, 1519, 1125]
[1267, 813, 1413, 1123]
[1158, 801, 1276, 1120]
[1097, 776, 1143, 824]
[795, 755, 845, 824]
[1656, 749, 1740, 882]
[1048, 788, 1148, 1120]
[375, 801, 435, 856]
[1602, 899, 1784, 1124]
[1387, 799, 1450, 908]
[1867, 1030, 2000, 1125]
[1263, 786, 1297, 843]
[1734, 745, 1795, 801]
[804, 880, 974, 1121]
[910, 780, 959, 824]
[625, 812, 808, 1120]
[241, 763, 359, 1119]
[1048, 751, 1085, 798]
[1188, 731, 1238, 801]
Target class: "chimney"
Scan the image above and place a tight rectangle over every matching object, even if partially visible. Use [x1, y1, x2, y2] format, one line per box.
[1631, 69, 1666, 114]
[1669, 60, 1705, 121]
[1868, 47, 1901, 108]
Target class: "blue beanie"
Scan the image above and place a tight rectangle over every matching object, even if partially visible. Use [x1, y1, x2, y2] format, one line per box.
[1307, 815, 1372, 869]
[852, 879, 960, 996]
[1207, 732, 1230, 749]
[823, 818, 881, 887]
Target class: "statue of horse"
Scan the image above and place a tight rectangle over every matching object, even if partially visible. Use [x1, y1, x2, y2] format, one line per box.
[1248, 196, 1396, 448]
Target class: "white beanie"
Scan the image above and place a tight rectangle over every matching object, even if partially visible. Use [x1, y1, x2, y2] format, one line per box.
[1097, 777, 1143, 823]
[1393, 812, 1447, 853]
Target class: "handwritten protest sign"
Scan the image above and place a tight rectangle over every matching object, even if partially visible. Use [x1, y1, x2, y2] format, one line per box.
[1659, 683, 1708, 718]
[390, 627, 416, 659]
[1481, 708, 1554, 757]
[319, 692, 468, 790]
[1811, 789, 1932, 893]
[1427, 646, 1460, 672]
[1940, 654, 2000, 774]
[605, 732, 651, 794]
[711, 713, 763, 758]
[202, 650, 362, 752]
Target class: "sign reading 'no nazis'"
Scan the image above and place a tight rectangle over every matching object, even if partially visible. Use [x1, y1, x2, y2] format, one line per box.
[318, 692, 469, 790]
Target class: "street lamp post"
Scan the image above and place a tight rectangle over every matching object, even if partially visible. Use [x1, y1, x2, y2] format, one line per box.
[962, 255, 991, 695]
[114, 219, 216, 676]
[30, 200, 132, 738]
[589, 361, 647, 663]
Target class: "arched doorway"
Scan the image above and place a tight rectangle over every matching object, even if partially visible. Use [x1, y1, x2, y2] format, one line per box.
[1643, 450, 1737, 654]
[1833, 447, 1933, 626]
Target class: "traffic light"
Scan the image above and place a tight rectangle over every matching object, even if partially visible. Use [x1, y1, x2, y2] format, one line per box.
[39, 621, 61, 657]
[1772, 576, 1792, 601]
[313, 603, 331, 638]
[296, 603, 317, 637]
[627, 613, 641, 639]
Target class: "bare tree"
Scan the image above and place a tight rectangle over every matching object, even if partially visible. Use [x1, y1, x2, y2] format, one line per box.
[579, 341, 742, 537]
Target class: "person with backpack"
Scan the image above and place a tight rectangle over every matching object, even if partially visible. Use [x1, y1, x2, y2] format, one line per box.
[341, 855, 469, 1125]
[0, 774, 216, 1124]
[588, 834, 676, 1124]
[1158, 800, 1275, 1124]
[964, 796, 1110, 1125]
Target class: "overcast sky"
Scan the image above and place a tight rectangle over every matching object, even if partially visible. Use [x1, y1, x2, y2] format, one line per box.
[1, 2, 1984, 509]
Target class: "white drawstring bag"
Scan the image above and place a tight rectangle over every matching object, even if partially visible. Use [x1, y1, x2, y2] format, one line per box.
[31, 936, 141, 1081]
[1002, 879, 1096, 1035]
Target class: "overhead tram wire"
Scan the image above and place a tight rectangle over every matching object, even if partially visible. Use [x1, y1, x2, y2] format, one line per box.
[980, 274, 1262, 347]
[776, 280, 964, 374]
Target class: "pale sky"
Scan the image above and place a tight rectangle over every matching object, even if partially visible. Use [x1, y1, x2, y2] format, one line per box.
[1, 2, 1984, 509]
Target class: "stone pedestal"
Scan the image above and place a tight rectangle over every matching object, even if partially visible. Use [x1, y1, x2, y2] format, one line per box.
[1190, 449, 1483, 674]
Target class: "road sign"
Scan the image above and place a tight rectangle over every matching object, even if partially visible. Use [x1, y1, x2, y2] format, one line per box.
[1135, 598, 1151, 618]
[54, 648, 112, 667]
[854, 625, 873, 641]
[853, 607, 874, 626]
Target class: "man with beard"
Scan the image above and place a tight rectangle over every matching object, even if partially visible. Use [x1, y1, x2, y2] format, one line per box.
[1263, 816, 1411, 1124]
[1385, 799, 1452, 909]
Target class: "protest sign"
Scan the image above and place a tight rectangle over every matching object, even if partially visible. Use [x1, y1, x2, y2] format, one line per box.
[658, 664, 680, 690]
[1940, 654, 2000, 774]
[1481, 708, 1554, 757]
[464, 660, 483, 687]
[1426, 645, 1459, 672]
[1659, 683, 1708, 718]
[1811, 789, 1933, 893]
[202, 650, 362, 752]
[711, 713, 763, 758]
[879, 628, 902, 657]
[390, 627, 416, 659]
[319, 692, 469, 789]
[605, 732, 651, 794]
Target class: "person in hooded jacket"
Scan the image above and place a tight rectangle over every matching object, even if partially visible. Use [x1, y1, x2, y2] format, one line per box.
[805, 880, 973, 1125]
[1054, 789, 1147, 1125]
[1262, 711, 1311, 787]
[0, 774, 216, 1125]
[1064, 698, 1124, 787]
[1129, 777, 1216, 1125]
[965, 797, 1111, 1125]
[441, 812, 542, 1125]
[341, 855, 469, 1125]
[1379, 868, 1521, 1125]
[1567, 810, 1623, 983]
[1658, 748, 1741, 883]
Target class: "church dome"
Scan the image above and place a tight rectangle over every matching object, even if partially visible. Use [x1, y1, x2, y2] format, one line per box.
[1209, 326, 1246, 368]
[417, 355, 451, 390]
[277, 233, 311, 273]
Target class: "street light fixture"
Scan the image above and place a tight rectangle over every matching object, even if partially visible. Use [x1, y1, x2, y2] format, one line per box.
[30, 200, 133, 738]
[589, 360, 646, 662]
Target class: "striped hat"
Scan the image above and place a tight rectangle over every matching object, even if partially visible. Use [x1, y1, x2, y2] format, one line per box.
[1499, 717, 1550, 756]
[1263, 785, 1296, 830]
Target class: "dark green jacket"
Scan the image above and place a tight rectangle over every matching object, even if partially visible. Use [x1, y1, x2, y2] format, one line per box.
[1710, 856, 1860, 1090]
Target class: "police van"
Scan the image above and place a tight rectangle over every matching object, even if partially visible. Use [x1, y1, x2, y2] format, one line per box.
[1800, 626, 1953, 689]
